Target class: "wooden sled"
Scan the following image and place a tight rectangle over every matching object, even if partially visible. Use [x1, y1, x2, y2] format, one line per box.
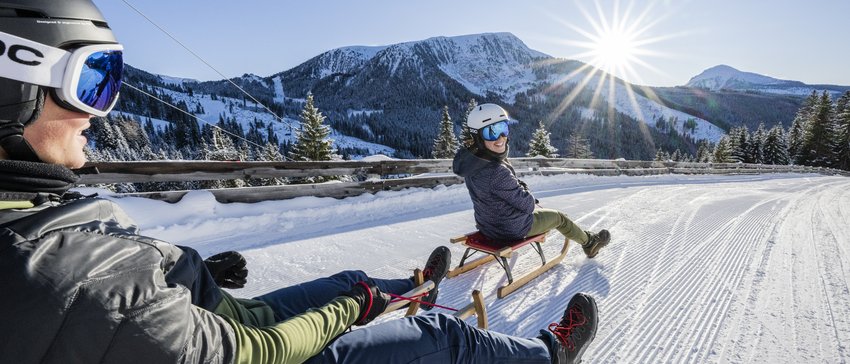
[447, 231, 569, 298]
[383, 269, 488, 329]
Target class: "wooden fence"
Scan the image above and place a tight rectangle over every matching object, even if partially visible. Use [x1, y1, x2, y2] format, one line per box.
[78, 158, 848, 203]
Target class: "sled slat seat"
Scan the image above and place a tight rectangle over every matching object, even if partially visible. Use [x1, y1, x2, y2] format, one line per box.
[447, 230, 568, 298]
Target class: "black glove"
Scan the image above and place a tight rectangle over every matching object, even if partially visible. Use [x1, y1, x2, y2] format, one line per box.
[204, 251, 248, 289]
[341, 281, 391, 326]
[517, 179, 530, 192]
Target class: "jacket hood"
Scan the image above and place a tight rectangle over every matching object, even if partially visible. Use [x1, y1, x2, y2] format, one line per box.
[453, 147, 495, 178]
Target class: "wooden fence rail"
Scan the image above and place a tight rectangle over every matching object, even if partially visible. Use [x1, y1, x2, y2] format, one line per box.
[78, 158, 848, 203]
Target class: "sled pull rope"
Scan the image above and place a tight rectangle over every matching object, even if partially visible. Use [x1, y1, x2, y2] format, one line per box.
[387, 293, 459, 312]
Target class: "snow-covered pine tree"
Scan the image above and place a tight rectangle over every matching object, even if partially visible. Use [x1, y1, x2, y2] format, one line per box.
[670, 149, 681, 162]
[763, 125, 790, 165]
[799, 91, 835, 167]
[751, 122, 767, 164]
[654, 148, 665, 161]
[713, 135, 734, 163]
[460, 98, 477, 148]
[203, 127, 245, 189]
[289, 93, 334, 162]
[729, 126, 749, 163]
[789, 91, 819, 163]
[565, 132, 594, 159]
[527, 121, 558, 158]
[432, 105, 458, 158]
[696, 141, 713, 162]
[834, 91, 850, 170]
[253, 142, 287, 186]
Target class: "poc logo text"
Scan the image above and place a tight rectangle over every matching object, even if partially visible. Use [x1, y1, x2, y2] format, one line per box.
[0, 39, 44, 66]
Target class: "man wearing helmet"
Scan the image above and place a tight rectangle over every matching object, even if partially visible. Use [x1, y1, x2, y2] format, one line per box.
[0, 2, 597, 363]
[453, 103, 611, 257]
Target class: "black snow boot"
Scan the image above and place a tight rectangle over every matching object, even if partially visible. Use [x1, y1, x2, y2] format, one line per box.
[420, 246, 451, 310]
[537, 293, 598, 364]
[581, 230, 610, 258]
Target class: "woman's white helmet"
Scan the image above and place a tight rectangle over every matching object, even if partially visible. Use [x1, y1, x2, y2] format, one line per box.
[466, 103, 515, 130]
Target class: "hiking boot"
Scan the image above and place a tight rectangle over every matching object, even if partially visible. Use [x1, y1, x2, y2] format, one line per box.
[420, 246, 451, 310]
[537, 293, 598, 364]
[581, 230, 610, 258]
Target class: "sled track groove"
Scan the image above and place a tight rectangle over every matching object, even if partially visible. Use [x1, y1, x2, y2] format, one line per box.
[595, 184, 795, 363]
[809, 182, 850, 360]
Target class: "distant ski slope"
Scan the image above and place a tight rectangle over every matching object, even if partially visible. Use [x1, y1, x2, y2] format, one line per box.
[108, 173, 850, 363]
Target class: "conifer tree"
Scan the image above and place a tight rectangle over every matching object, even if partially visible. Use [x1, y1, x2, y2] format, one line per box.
[460, 98, 477, 148]
[763, 125, 790, 165]
[289, 93, 334, 162]
[787, 116, 806, 164]
[203, 127, 245, 188]
[654, 148, 665, 161]
[565, 132, 594, 159]
[527, 121, 558, 157]
[207, 127, 240, 161]
[696, 141, 712, 162]
[432, 105, 458, 158]
[834, 91, 850, 170]
[255, 142, 287, 186]
[729, 126, 749, 163]
[789, 91, 819, 162]
[671, 149, 681, 162]
[713, 136, 734, 163]
[751, 122, 767, 164]
[799, 91, 835, 167]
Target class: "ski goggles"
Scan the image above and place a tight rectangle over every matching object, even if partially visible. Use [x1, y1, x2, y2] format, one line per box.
[480, 120, 513, 141]
[0, 30, 123, 117]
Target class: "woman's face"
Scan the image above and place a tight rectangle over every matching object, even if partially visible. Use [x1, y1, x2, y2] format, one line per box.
[483, 135, 507, 154]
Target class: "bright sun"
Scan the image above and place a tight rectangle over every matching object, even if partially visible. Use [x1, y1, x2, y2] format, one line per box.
[593, 29, 638, 73]
[554, 0, 669, 83]
[544, 0, 679, 126]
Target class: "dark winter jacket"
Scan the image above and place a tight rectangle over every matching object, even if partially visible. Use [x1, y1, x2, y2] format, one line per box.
[453, 147, 536, 240]
[0, 160, 358, 364]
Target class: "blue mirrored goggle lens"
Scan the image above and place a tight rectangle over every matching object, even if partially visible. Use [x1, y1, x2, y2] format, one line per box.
[76, 50, 123, 112]
[481, 121, 510, 141]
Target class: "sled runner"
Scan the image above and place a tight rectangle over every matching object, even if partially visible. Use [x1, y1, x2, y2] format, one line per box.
[447, 231, 569, 298]
[385, 269, 488, 329]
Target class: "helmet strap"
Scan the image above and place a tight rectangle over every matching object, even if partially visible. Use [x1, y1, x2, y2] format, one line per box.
[0, 122, 42, 163]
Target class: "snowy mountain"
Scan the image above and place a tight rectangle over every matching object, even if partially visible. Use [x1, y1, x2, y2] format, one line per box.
[686, 64, 849, 97]
[115, 33, 838, 160]
[276, 32, 548, 106]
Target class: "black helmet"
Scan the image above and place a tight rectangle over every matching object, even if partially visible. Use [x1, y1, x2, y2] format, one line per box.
[0, 0, 119, 161]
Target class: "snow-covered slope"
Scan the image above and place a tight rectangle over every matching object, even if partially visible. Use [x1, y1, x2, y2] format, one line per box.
[101, 172, 850, 363]
[118, 84, 396, 158]
[556, 71, 726, 141]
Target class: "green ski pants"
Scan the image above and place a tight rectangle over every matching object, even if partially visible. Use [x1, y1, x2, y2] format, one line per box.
[526, 208, 589, 245]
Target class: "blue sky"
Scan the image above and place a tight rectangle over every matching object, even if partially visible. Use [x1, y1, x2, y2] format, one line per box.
[93, 0, 850, 87]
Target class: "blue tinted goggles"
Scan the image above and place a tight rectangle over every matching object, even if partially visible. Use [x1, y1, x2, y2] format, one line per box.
[0, 31, 123, 117]
[480, 121, 512, 141]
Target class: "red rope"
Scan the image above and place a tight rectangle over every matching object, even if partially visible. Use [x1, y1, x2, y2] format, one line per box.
[387, 292, 459, 312]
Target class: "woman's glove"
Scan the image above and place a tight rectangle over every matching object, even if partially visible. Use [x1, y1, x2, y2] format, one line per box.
[203, 251, 249, 289]
[517, 179, 540, 204]
[341, 281, 391, 325]
[517, 179, 530, 192]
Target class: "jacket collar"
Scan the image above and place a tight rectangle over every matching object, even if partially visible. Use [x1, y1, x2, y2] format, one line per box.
[0, 160, 79, 196]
